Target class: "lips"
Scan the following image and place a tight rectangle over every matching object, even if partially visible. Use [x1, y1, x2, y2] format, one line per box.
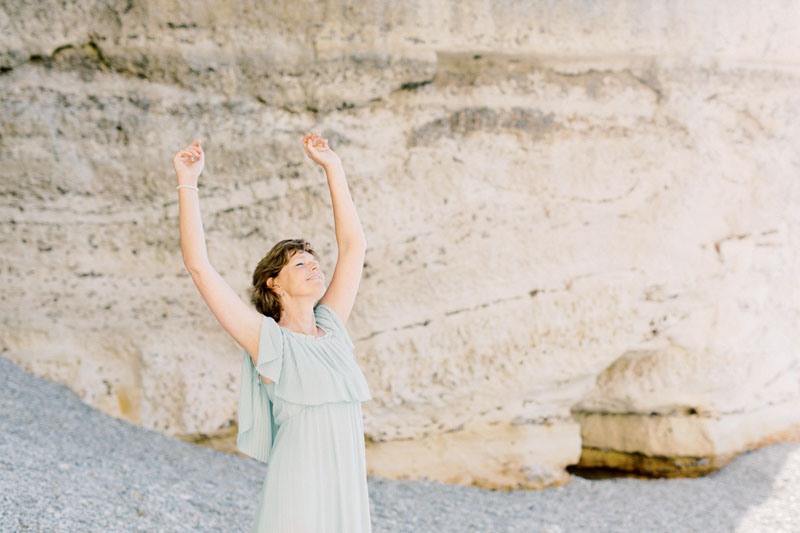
[309, 274, 323, 281]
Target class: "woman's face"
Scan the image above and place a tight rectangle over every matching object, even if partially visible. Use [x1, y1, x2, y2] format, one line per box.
[275, 250, 325, 298]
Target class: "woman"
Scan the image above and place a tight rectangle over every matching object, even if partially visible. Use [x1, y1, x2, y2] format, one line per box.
[171, 133, 373, 532]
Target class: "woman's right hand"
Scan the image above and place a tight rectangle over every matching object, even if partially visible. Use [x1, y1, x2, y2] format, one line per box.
[172, 140, 204, 185]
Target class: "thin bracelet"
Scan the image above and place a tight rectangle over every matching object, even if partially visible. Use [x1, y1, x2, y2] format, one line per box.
[176, 185, 199, 191]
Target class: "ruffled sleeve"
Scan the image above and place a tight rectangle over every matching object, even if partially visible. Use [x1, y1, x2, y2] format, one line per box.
[314, 303, 355, 350]
[254, 314, 284, 383]
[236, 315, 285, 463]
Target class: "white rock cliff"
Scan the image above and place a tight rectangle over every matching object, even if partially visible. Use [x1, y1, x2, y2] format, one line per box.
[1, 1, 799, 489]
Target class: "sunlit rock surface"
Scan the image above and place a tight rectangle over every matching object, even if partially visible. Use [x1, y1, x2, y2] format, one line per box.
[2, 1, 799, 489]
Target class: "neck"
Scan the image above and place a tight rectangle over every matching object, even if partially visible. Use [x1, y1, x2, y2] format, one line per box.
[278, 300, 318, 335]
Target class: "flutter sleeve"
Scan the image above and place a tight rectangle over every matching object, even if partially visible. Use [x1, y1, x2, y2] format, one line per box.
[236, 314, 284, 463]
[314, 303, 355, 350]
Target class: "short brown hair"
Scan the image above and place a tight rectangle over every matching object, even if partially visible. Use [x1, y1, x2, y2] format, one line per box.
[249, 238, 319, 320]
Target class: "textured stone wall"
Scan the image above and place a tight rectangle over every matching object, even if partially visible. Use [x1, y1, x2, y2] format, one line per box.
[2, 1, 799, 490]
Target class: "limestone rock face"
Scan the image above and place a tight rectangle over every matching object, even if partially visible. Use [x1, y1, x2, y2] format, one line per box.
[2, 1, 799, 489]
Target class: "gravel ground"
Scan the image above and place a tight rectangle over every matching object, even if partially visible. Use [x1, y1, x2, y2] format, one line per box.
[1, 353, 798, 533]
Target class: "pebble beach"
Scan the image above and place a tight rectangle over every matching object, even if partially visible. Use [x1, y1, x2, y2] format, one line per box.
[1, 354, 798, 533]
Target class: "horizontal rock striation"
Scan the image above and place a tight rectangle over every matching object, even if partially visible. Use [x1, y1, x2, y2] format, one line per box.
[2, 0, 799, 489]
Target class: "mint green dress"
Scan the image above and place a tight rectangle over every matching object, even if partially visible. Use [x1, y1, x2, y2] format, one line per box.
[236, 303, 373, 533]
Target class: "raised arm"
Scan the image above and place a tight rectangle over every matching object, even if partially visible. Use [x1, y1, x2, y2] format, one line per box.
[172, 140, 264, 369]
[301, 133, 367, 325]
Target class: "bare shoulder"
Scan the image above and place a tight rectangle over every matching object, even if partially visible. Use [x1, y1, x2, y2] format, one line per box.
[186, 265, 264, 365]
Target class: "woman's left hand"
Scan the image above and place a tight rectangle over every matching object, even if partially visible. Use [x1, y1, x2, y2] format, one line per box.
[302, 133, 341, 170]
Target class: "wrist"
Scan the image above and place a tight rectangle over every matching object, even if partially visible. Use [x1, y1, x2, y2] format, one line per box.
[323, 160, 343, 173]
[176, 176, 198, 187]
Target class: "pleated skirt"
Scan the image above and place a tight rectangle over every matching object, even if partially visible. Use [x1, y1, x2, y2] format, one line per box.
[250, 401, 372, 533]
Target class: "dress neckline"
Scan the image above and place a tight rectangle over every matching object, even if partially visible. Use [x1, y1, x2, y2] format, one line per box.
[278, 324, 330, 340]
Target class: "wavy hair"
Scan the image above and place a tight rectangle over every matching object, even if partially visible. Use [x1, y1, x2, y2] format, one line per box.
[249, 238, 319, 321]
